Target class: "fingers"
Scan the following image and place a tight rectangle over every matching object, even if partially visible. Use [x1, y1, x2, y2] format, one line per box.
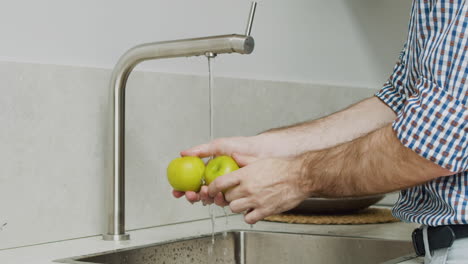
[172, 190, 185, 198]
[173, 186, 216, 205]
[199, 186, 214, 205]
[181, 143, 212, 158]
[232, 153, 258, 167]
[180, 138, 226, 158]
[229, 198, 254, 214]
[244, 209, 267, 224]
[184, 191, 200, 204]
[214, 192, 229, 207]
[181, 137, 248, 158]
[208, 172, 241, 197]
[224, 184, 251, 203]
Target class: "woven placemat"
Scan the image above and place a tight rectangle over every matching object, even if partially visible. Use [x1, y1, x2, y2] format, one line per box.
[263, 208, 399, 225]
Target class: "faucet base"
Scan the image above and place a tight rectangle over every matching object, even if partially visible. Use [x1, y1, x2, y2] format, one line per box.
[102, 233, 130, 241]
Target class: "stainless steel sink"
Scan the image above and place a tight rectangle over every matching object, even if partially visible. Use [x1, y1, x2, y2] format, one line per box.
[57, 231, 414, 264]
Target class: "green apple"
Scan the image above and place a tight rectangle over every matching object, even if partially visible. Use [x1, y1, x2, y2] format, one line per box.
[167, 156, 205, 192]
[204, 156, 240, 185]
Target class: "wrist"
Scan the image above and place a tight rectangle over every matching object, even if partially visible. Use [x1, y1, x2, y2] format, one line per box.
[290, 154, 317, 198]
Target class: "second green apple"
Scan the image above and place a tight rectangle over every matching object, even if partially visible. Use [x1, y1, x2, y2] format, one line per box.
[205, 156, 240, 185]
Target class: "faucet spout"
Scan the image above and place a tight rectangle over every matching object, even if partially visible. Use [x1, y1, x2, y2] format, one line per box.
[103, 34, 254, 241]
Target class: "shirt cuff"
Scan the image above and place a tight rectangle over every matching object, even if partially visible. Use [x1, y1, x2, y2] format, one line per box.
[375, 81, 407, 114]
[392, 77, 468, 172]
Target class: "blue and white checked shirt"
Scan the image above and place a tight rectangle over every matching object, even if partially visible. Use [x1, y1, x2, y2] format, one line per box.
[376, 0, 468, 225]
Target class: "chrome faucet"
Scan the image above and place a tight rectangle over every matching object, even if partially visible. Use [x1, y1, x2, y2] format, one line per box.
[103, 3, 257, 241]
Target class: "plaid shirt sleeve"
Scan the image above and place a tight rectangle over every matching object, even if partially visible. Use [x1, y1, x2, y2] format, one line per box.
[392, 78, 468, 172]
[375, 3, 468, 173]
[376, 44, 409, 114]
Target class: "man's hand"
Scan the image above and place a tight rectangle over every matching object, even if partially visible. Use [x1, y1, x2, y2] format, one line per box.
[172, 136, 264, 205]
[207, 155, 309, 224]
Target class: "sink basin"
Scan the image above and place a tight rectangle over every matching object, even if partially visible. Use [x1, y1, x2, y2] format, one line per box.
[57, 231, 414, 264]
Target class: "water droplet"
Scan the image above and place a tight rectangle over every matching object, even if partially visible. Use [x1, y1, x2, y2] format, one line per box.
[208, 56, 215, 141]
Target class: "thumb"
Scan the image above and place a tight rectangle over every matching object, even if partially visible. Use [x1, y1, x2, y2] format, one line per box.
[232, 153, 259, 167]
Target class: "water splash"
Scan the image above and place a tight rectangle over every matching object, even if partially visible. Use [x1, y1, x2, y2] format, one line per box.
[207, 243, 214, 257]
[223, 207, 229, 225]
[207, 205, 215, 258]
[209, 204, 216, 245]
[222, 207, 229, 239]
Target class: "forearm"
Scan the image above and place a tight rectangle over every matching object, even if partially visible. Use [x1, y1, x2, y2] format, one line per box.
[297, 125, 453, 197]
[256, 96, 397, 157]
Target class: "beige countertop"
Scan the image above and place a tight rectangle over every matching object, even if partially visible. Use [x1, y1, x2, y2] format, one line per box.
[0, 213, 421, 264]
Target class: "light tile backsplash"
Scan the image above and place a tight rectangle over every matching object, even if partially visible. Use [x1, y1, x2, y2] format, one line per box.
[0, 61, 379, 249]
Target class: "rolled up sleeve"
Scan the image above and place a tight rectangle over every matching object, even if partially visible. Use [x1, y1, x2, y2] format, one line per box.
[375, 44, 409, 115]
[392, 77, 468, 172]
[376, 81, 407, 114]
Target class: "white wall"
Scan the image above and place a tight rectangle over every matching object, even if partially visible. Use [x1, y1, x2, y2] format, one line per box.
[0, 0, 411, 88]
